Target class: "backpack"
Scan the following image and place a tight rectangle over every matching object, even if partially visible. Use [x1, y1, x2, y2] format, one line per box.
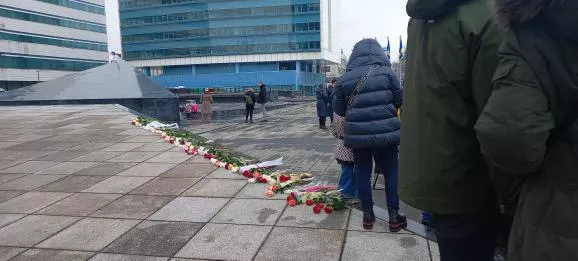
[245, 94, 253, 105]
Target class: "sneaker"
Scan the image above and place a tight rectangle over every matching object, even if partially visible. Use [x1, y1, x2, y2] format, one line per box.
[363, 210, 376, 230]
[389, 214, 408, 233]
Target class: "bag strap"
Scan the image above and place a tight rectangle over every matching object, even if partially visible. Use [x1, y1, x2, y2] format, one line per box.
[347, 65, 378, 109]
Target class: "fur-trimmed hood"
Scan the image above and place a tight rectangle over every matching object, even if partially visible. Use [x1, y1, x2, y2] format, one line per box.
[495, 0, 578, 40]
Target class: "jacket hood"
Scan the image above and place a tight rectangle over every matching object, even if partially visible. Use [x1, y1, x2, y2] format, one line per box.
[346, 39, 390, 70]
[495, 0, 578, 40]
[406, 0, 470, 19]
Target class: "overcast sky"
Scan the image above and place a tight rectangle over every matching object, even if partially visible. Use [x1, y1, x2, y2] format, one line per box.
[105, 0, 409, 61]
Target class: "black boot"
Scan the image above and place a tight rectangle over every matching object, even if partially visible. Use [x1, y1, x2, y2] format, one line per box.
[363, 208, 376, 230]
[388, 209, 408, 232]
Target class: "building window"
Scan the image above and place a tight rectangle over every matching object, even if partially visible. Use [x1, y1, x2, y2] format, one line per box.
[150, 67, 163, 76]
[0, 7, 106, 33]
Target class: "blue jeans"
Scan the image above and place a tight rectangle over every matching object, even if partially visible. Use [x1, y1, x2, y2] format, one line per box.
[353, 146, 400, 213]
[338, 162, 357, 198]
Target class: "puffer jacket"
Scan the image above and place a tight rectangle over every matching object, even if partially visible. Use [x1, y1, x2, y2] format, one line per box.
[333, 39, 402, 149]
[475, 0, 578, 260]
[331, 113, 354, 163]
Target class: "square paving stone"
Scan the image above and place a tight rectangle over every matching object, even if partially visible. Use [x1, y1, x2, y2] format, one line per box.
[212, 199, 285, 225]
[107, 152, 160, 163]
[182, 156, 208, 164]
[117, 163, 177, 177]
[91, 195, 174, 219]
[182, 179, 246, 198]
[0, 191, 26, 203]
[0, 215, 80, 247]
[276, 204, 350, 230]
[430, 241, 440, 261]
[10, 249, 94, 261]
[70, 151, 124, 162]
[37, 193, 122, 216]
[91, 254, 168, 261]
[38, 176, 109, 192]
[148, 197, 229, 222]
[0, 142, 21, 149]
[254, 227, 344, 261]
[0, 192, 70, 214]
[0, 151, 56, 161]
[38, 217, 140, 251]
[67, 142, 114, 151]
[73, 163, 136, 176]
[132, 143, 173, 152]
[0, 161, 25, 171]
[0, 246, 25, 261]
[159, 164, 215, 178]
[36, 150, 91, 162]
[115, 129, 149, 136]
[146, 152, 192, 164]
[104, 221, 203, 257]
[341, 231, 430, 261]
[123, 136, 161, 143]
[0, 214, 25, 228]
[0, 174, 26, 185]
[175, 223, 271, 261]
[36, 162, 98, 175]
[100, 143, 148, 152]
[83, 176, 153, 194]
[205, 168, 245, 180]
[129, 178, 199, 196]
[0, 161, 60, 174]
[235, 183, 287, 200]
[0, 174, 64, 191]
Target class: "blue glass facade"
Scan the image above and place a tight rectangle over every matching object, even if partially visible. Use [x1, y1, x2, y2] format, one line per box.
[120, 0, 328, 94]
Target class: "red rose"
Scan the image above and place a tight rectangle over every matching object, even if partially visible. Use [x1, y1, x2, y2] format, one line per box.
[225, 163, 230, 170]
[316, 202, 324, 209]
[324, 207, 333, 214]
[288, 200, 296, 207]
[242, 170, 251, 178]
[305, 199, 314, 206]
[313, 206, 321, 214]
[203, 153, 211, 159]
[257, 177, 267, 183]
[279, 175, 290, 183]
[169, 139, 175, 144]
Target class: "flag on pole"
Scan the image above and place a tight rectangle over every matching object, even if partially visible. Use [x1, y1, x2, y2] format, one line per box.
[385, 37, 391, 60]
[399, 36, 404, 60]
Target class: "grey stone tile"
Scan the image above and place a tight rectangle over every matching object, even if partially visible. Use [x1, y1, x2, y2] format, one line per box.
[276, 204, 350, 230]
[73, 163, 136, 176]
[36, 162, 98, 175]
[83, 176, 153, 194]
[0, 161, 25, 171]
[104, 221, 203, 257]
[0, 192, 70, 214]
[132, 143, 173, 152]
[115, 129, 150, 136]
[254, 227, 344, 261]
[235, 183, 287, 200]
[10, 249, 93, 261]
[0, 161, 60, 174]
[0, 215, 80, 247]
[0, 174, 26, 186]
[0, 246, 26, 261]
[67, 142, 114, 151]
[348, 209, 409, 233]
[0, 151, 56, 161]
[37, 217, 140, 251]
[148, 197, 229, 222]
[91, 195, 174, 219]
[117, 163, 177, 177]
[107, 152, 160, 163]
[129, 178, 199, 196]
[159, 164, 215, 179]
[182, 179, 246, 198]
[71, 151, 124, 162]
[38, 176, 109, 192]
[145, 152, 192, 164]
[0, 174, 64, 191]
[93, 135, 134, 143]
[175, 223, 271, 261]
[36, 150, 91, 162]
[37, 193, 122, 216]
[0, 214, 25, 228]
[90, 254, 168, 261]
[430, 241, 440, 261]
[212, 199, 285, 225]
[123, 136, 161, 143]
[342, 231, 430, 261]
[0, 191, 26, 204]
[0, 142, 21, 149]
[182, 156, 208, 164]
[100, 143, 148, 152]
[205, 168, 245, 180]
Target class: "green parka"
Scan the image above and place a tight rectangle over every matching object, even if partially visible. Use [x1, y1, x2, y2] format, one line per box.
[399, 0, 504, 214]
[475, 0, 578, 260]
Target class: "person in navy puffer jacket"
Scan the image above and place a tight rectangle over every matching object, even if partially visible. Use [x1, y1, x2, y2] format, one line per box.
[333, 38, 405, 232]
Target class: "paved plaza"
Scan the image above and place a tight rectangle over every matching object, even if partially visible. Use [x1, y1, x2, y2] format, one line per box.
[0, 105, 439, 261]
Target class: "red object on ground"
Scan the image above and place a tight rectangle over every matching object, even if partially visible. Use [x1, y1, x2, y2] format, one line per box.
[242, 171, 252, 178]
[315, 203, 324, 209]
[131, 121, 136, 125]
[324, 207, 333, 214]
[288, 200, 296, 207]
[179, 139, 185, 145]
[279, 175, 290, 183]
[305, 199, 314, 206]
[313, 206, 321, 214]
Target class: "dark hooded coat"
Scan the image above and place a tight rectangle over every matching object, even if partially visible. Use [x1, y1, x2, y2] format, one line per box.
[333, 39, 403, 149]
[399, 0, 505, 215]
[475, 0, 578, 260]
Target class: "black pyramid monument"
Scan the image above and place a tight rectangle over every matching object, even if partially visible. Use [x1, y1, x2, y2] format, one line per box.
[0, 60, 180, 122]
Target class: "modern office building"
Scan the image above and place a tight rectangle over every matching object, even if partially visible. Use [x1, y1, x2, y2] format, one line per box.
[119, 0, 340, 95]
[0, 0, 108, 91]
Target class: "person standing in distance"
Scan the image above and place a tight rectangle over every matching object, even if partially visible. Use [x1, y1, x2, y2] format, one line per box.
[399, 0, 505, 260]
[257, 82, 268, 122]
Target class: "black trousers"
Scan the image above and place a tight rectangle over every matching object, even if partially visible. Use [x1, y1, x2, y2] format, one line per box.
[433, 211, 499, 261]
[245, 105, 254, 121]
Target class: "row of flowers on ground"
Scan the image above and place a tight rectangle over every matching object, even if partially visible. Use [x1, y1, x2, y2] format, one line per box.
[131, 117, 345, 214]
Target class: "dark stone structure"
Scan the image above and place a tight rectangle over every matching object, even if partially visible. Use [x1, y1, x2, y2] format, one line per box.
[0, 61, 180, 122]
